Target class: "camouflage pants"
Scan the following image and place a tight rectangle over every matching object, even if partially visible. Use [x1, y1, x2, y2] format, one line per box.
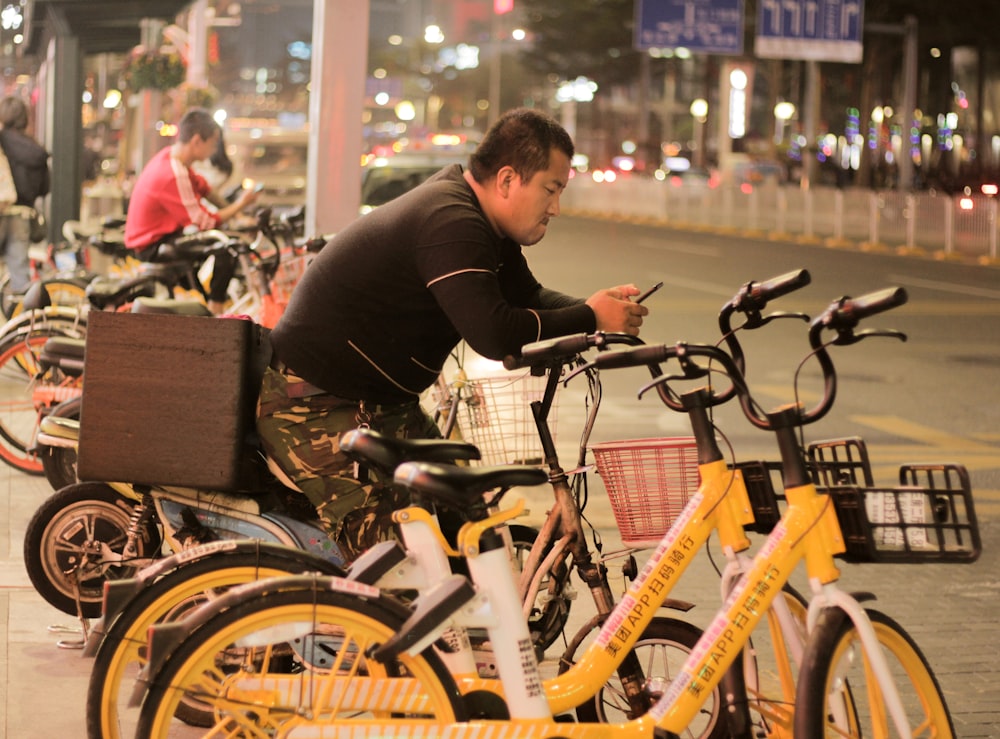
[256, 366, 440, 559]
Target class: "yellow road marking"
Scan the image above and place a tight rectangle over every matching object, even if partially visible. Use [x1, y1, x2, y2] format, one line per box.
[852, 415, 997, 455]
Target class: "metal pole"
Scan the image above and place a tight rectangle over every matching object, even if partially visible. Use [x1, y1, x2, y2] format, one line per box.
[990, 199, 998, 260]
[943, 198, 954, 255]
[186, 0, 208, 88]
[801, 60, 819, 190]
[307, 0, 368, 235]
[898, 16, 918, 190]
[488, 11, 501, 126]
[905, 193, 916, 247]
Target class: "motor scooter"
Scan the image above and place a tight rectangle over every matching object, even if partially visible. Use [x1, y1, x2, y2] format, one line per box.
[24, 424, 349, 619]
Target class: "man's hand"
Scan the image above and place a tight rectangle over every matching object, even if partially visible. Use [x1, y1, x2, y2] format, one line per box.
[216, 187, 261, 225]
[586, 284, 649, 336]
[237, 186, 261, 211]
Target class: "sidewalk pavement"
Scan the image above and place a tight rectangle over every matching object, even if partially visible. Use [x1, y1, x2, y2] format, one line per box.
[2, 457, 997, 737]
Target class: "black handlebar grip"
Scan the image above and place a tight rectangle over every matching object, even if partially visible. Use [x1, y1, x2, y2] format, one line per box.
[828, 286, 908, 326]
[505, 333, 592, 370]
[754, 268, 811, 301]
[593, 344, 669, 370]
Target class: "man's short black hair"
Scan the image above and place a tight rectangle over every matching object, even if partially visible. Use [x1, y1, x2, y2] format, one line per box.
[178, 107, 220, 144]
[468, 108, 574, 185]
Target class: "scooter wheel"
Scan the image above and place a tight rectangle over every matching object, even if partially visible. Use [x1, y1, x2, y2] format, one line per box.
[23, 482, 162, 617]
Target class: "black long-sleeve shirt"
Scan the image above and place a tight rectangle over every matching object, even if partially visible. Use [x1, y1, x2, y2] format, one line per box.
[271, 165, 595, 404]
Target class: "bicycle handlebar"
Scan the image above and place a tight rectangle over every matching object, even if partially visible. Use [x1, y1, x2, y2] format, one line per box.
[727, 268, 811, 314]
[735, 285, 908, 430]
[718, 269, 811, 399]
[173, 230, 232, 251]
[593, 342, 750, 412]
[810, 286, 907, 343]
[592, 283, 908, 431]
[502, 331, 643, 371]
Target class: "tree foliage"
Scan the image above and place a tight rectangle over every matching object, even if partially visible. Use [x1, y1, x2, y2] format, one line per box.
[517, 0, 641, 89]
[518, 0, 1000, 76]
[864, 0, 1000, 48]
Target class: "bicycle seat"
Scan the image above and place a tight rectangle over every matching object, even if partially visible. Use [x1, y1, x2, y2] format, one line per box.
[84, 275, 157, 310]
[20, 281, 52, 310]
[130, 297, 213, 316]
[340, 428, 481, 474]
[88, 235, 128, 258]
[101, 215, 127, 230]
[394, 461, 547, 510]
[151, 236, 226, 263]
[39, 335, 86, 375]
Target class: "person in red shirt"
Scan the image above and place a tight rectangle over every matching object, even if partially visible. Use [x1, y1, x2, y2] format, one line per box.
[124, 108, 258, 314]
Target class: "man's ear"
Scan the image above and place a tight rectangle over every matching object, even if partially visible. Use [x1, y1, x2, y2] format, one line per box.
[496, 166, 516, 197]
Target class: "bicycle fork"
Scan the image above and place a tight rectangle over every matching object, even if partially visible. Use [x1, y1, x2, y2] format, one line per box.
[808, 583, 916, 737]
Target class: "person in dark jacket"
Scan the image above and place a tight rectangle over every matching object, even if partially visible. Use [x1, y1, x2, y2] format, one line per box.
[257, 107, 648, 558]
[0, 96, 50, 295]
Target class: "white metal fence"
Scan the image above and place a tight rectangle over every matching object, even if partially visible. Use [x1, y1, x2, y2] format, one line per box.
[561, 176, 1000, 263]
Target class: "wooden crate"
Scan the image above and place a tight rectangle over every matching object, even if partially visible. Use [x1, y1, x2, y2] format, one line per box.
[77, 311, 270, 491]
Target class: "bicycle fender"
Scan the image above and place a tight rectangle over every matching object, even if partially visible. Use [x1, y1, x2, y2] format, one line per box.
[661, 597, 695, 613]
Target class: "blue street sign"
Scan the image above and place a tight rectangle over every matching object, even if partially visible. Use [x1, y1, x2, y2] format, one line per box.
[756, 0, 864, 62]
[634, 0, 744, 55]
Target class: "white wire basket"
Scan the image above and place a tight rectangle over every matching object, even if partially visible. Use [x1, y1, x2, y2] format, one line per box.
[436, 370, 557, 466]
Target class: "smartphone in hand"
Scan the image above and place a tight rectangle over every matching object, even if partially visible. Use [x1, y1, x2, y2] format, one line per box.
[636, 281, 664, 304]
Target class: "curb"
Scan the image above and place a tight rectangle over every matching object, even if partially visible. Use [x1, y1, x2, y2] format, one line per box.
[561, 209, 999, 269]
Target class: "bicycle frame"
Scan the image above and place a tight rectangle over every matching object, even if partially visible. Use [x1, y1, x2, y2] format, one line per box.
[160, 388, 803, 733]
[335, 292, 951, 737]
[138, 273, 824, 735]
[279, 435, 906, 738]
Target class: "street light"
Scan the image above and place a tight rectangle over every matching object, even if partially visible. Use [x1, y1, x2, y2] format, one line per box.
[774, 101, 795, 145]
[557, 77, 598, 141]
[690, 98, 707, 167]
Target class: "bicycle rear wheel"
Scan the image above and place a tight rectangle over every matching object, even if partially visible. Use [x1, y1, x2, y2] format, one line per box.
[135, 582, 467, 738]
[86, 547, 344, 739]
[2, 275, 91, 318]
[509, 523, 572, 652]
[0, 327, 83, 474]
[795, 606, 954, 737]
[571, 616, 726, 739]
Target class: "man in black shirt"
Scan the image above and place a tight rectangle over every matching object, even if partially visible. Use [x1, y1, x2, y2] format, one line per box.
[258, 108, 648, 558]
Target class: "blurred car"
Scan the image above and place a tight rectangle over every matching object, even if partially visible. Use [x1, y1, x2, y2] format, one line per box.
[225, 128, 309, 211]
[655, 165, 717, 189]
[360, 150, 470, 213]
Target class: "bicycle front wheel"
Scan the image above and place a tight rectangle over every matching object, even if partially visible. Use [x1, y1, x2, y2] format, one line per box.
[87, 547, 344, 739]
[135, 583, 467, 738]
[795, 606, 954, 738]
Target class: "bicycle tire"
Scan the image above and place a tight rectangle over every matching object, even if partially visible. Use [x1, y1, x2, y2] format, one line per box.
[0, 325, 83, 474]
[134, 582, 467, 737]
[572, 616, 726, 739]
[0, 274, 92, 319]
[86, 546, 344, 739]
[509, 522, 572, 653]
[23, 482, 161, 617]
[795, 606, 954, 737]
[38, 395, 81, 490]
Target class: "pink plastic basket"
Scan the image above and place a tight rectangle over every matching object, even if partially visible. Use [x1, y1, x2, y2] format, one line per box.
[590, 437, 700, 549]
